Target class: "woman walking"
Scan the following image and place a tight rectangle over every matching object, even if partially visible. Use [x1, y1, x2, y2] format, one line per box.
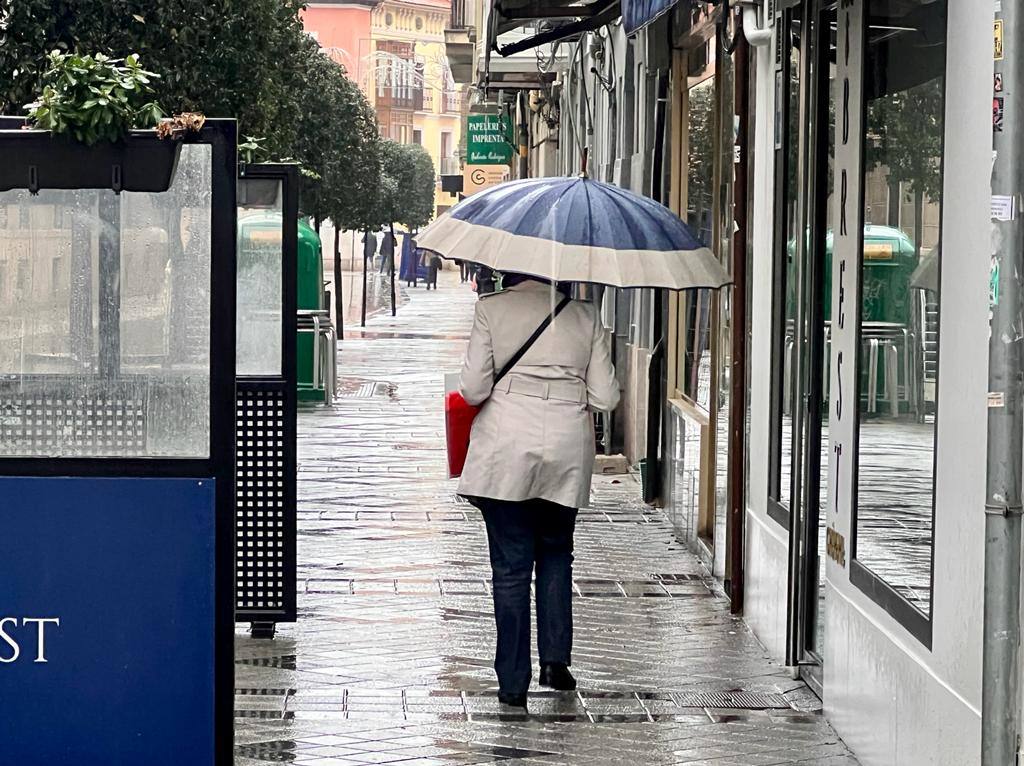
[457, 274, 619, 708]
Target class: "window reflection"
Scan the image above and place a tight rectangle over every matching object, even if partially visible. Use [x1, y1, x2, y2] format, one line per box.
[680, 69, 715, 409]
[778, 35, 802, 510]
[855, 0, 946, 616]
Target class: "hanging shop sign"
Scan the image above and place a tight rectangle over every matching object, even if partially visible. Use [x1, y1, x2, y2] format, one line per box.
[463, 164, 509, 196]
[466, 114, 514, 165]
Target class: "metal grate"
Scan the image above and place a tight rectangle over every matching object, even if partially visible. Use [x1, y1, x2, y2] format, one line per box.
[336, 379, 387, 399]
[674, 691, 790, 710]
[0, 376, 146, 456]
[235, 387, 287, 613]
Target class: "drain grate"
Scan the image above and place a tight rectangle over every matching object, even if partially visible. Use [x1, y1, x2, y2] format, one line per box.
[674, 691, 790, 709]
[336, 380, 388, 398]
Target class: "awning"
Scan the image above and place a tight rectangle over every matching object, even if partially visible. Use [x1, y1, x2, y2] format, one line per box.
[622, 0, 677, 34]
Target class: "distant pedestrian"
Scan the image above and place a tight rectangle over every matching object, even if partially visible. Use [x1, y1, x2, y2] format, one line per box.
[379, 229, 396, 275]
[457, 274, 620, 709]
[422, 250, 442, 290]
[362, 230, 377, 265]
[400, 231, 418, 287]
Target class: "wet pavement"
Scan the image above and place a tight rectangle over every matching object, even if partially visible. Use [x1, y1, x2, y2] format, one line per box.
[234, 271, 860, 765]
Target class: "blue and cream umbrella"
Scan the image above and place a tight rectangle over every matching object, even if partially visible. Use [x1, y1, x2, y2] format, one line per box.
[417, 175, 730, 290]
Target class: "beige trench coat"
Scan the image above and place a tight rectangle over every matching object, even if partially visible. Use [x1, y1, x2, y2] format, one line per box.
[457, 281, 620, 509]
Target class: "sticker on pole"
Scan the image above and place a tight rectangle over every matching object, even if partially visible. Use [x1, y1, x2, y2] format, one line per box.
[995, 19, 1004, 60]
[991, 194, 1015, 221]
[991, 255, 1000, 308]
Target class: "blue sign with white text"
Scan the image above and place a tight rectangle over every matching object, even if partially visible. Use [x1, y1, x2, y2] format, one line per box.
[0, 476, 217, 765]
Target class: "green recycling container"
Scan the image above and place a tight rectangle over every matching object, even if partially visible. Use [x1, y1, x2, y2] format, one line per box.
[787, 225, 917, 325]
[787, 225, 919, 416]
[296, 219, 327, 401]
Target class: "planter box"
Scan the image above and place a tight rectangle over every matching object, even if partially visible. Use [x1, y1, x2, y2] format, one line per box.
[0, 129, 181, 194]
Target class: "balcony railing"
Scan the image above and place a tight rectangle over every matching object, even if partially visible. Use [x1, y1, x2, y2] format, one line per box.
[442, 89, 461, 114]
[377, 86, 423, 111]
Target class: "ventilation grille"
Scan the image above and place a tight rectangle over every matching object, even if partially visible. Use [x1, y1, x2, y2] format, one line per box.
[0, 377, 146, 456]
[236, 387, 287, 613]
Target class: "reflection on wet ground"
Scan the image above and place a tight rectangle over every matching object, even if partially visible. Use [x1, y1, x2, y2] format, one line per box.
[234, 272, 858, 765]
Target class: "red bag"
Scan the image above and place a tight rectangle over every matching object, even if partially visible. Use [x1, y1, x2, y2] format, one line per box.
[445, 385, 480, 479]
[444, 294, 570, 480]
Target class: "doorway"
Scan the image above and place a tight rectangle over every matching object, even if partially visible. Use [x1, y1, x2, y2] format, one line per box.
[769, 0, 835, 694]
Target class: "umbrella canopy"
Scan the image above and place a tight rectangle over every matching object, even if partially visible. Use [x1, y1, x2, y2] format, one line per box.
[417, 176, 731, 290]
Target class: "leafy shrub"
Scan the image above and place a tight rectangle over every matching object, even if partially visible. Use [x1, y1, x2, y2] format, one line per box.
[25, 50, 164, 144]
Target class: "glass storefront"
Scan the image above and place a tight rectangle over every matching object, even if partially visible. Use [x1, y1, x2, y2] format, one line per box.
[853, 0, 947, 619]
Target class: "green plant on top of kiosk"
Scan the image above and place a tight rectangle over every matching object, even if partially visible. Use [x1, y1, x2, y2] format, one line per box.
[25, 50, 164, 144]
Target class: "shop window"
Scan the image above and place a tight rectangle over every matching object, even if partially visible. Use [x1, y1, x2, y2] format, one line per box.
[852, 0, 947, 636]
[767, 15, 803, 524]
[675, 54, 714, 409]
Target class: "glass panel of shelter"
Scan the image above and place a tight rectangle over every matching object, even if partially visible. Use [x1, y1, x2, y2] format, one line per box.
[236, 178, 285, 377]
[0, 145, 214, 459]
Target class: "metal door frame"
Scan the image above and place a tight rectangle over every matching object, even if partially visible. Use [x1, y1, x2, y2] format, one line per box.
[782, 0, 834, 694]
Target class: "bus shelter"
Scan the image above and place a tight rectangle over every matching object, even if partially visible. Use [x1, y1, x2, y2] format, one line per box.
[236, 163, 299, 637]
[0, 121, 238, 765]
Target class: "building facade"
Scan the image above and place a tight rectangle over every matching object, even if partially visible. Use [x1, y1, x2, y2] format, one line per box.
[302, 0, 377, 86]
[369, 0, 464, 216]
[447, 0, 1008, 762]
[303, 0, 464, 218]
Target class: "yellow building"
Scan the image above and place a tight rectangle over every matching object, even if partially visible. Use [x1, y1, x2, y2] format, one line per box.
[368, 0, 464, 217]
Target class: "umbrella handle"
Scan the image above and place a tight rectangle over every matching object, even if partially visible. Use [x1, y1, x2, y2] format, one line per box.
[580, 146, 589, 178]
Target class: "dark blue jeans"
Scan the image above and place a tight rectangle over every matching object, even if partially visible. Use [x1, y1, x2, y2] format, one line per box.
[477, 498, 578, 695]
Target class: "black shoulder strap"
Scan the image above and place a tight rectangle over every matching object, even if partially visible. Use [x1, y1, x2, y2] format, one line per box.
[493, 294, 572, 387]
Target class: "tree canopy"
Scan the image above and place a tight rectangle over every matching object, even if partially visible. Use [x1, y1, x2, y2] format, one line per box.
[0, 0, 383, 223]
[865, 76, 944, 205]
[379, 140, 436, 231]
[287, 37, 383, 229]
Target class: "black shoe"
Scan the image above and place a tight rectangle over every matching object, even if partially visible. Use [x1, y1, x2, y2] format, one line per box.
[539, 663, 577, 691]
[498, 690, 528, 708]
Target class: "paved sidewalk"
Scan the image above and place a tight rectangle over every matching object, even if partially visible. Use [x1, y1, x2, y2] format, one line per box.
[234, 272, 859, 765]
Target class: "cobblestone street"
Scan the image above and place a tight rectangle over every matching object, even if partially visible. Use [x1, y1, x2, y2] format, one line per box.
[234, 272, 859, 766]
